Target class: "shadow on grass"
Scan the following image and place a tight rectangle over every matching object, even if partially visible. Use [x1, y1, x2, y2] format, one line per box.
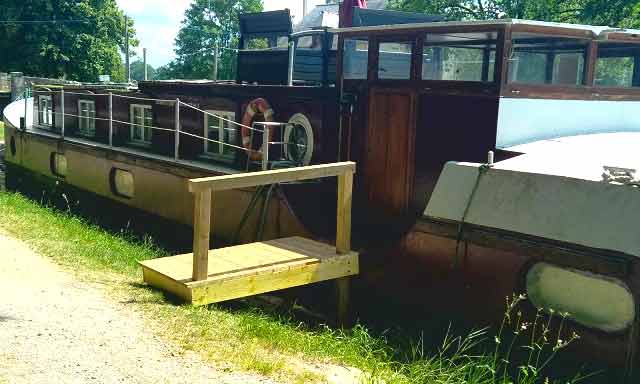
[1, 183, 619, 384]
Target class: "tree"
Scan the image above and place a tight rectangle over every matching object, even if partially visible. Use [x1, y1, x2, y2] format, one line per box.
[130, 60, 156, 81]
[159, 0, 263, 80]
[0, 0, 137, 82]
[387, 0, 640, 27]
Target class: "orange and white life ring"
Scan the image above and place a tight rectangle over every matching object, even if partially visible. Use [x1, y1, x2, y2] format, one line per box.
[240, 98, 274, 161]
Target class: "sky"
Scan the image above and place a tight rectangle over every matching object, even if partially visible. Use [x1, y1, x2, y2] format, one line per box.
[116, 0, 326, 68]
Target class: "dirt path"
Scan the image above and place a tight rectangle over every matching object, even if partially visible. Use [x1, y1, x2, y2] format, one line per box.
[0, 233, 278, 384]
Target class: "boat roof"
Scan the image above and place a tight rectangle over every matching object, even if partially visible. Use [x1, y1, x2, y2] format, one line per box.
[331, 18, 640, 42]
[500, 132, 640, 182]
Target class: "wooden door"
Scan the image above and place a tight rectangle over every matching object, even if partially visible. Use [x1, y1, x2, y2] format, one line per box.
[362, 88, 416, 227]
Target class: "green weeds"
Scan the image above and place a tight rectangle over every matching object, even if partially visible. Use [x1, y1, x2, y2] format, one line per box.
[0, 191, 593, 383]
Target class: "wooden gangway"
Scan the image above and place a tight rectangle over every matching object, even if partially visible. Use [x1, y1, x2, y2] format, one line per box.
[139, 162, 358, 322]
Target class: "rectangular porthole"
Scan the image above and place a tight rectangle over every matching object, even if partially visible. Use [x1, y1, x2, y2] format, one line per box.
[50, 153, 67, 178]
[110, 168, 135, 199]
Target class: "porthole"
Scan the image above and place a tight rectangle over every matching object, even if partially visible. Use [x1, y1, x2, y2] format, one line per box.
[284, 113, 314, 166]
[50, 153, 67, 177]
[10, 136, 16, 157]
[110, 168, 135, 199]
[526, 262, 635, 332]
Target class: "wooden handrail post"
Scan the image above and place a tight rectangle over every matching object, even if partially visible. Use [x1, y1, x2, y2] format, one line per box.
[192, 188, 212, 281]
[336, 170, 353, 254]
[335, 169, 354, 327]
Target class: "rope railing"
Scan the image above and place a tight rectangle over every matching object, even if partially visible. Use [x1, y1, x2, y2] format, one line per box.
[178, 101, 264, 133]
[32, 87, 266, 133]
[27, 87, 308, 170]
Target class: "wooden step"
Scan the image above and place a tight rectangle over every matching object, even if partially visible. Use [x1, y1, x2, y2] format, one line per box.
[139, 237, 359, 305]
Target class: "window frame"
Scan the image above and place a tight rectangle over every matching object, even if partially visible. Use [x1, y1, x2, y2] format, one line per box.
[342, 36, 370, 80]
[202, 110, 238, 162]
[506, 33, 590, 87]
[377, 39, 414, 80]
[129, 104, 153, 146]
[38, 95, 53, 128]
[421, 33, 498, 83]
[77, 99, 96, 137]
[593, 42, 640, 89]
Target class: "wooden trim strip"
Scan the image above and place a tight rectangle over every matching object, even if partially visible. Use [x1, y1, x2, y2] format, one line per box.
[188, 161, 356, 192]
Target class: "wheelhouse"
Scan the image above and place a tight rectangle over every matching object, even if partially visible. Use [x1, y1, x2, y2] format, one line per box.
[329, 20, 640, 236]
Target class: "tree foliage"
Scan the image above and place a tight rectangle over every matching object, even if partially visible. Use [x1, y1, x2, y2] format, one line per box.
[130, 60, 156, 81]
[156, 0, 263, 80]
[0, 0, 137, 82]
[388, 0, 640, 27]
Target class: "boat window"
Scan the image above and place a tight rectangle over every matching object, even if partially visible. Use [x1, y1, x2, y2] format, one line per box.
[129, 104, 153, 146]
[38, 95, 53, 127]
[297, 35, 323, 51]
[244, 36, 288, 50]
[526, 262, 635, 332]
[423, 32, 497, 82]
[343, 37, 369, 80]
[378, 41, 413, 80]
[50, 153, 67, 178]
[204, 111, 237, 161]
[508, 34, 588, 86]
[78, 100, 96, 137]
[110, 168, 135, 199]
[595, 43, 640, 87]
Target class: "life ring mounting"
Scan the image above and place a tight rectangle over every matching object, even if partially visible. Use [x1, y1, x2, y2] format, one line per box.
[240, 98, 274, 161]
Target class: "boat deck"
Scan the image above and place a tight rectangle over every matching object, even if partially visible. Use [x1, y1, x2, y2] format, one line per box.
[139, 237, 358, 305]
[137, 162, 357, 318]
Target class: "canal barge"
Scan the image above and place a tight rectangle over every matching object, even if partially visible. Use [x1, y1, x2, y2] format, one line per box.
[5, 7, 640, 376]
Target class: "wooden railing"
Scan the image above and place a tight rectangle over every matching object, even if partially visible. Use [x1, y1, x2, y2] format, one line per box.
[187, 161, 356, 281]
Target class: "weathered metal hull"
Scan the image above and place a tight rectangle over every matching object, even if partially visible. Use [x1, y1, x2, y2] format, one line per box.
[2, 124, 309, 245]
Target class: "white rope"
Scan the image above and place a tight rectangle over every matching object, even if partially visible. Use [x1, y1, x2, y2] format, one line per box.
[111, 119, 175, 133]
[49, 111, 258, 153]
[178, 101, 264, 133]
[179, 130, 259, 153]
[113, 94, 175, 103]
[60, 90, 111, 97]
[52, 111, 110, 122]
[29, 87, 298, 156]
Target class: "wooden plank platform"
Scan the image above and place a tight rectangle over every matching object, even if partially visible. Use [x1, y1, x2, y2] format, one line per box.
[139, 237, 359, 306]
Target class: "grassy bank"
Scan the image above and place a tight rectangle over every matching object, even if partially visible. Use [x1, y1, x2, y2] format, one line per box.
[0, 191, 591, 383]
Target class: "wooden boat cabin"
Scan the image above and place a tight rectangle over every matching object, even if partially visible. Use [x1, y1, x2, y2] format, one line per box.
[5, 9, 640, 375]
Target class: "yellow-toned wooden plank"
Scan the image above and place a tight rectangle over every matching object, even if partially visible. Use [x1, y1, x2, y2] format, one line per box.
[192, 255, 325, 285]
[141, 266, 192, 302]
[218, 242, 308, 267]
[189, 251, 359, 305]
[188, 252, 357, 288]
[336, 172, 353, 255]
[189, 162, 356, 192]
[192, 189, 212, 281]
[336, 277, 350, 328]
[266, 237, 340, 260]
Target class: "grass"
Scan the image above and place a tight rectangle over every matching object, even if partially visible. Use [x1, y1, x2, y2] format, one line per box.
[0, 121, 4, 141]
[0, 191, 595, 383]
